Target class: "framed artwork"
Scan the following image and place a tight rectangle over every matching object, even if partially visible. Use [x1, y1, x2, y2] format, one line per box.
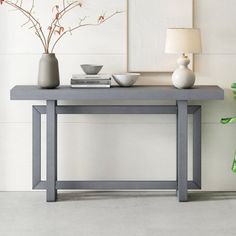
[127, 0, 193, 72]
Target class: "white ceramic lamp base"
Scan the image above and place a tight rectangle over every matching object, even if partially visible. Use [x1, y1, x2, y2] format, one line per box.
[172, 55, 195, 89]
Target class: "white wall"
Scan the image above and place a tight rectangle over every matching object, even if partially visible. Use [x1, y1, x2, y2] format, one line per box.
[0, 0, 236, 191]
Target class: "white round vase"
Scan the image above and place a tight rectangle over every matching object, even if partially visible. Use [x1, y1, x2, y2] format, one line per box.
[172, 56, 195, 89]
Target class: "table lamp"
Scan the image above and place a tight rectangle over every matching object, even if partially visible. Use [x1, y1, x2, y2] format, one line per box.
[165, 28, 202, 89]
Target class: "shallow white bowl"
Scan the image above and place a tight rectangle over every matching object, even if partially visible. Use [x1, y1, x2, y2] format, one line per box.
[113, 73, 140, 87]
[81, 64, 103, 75]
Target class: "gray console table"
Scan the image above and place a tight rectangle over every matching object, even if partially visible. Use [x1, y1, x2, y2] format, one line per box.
[10, 85, 224, 202]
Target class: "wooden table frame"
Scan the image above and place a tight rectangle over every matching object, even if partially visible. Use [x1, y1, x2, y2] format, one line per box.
[32, 104, 201, 202]
[10, 85, 224, 202]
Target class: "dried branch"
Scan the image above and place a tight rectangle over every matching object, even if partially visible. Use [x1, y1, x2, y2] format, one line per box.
[1, 0, 123, 53]
[4, 0, 47, 51]
[46, 1, 82, 52]
[21, 0, 34, 27]
[51, 11, 123, 52]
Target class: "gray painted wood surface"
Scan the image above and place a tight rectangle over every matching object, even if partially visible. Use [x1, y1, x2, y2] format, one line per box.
[10, 85, 224, 101]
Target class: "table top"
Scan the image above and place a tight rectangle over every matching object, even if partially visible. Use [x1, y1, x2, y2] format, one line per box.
[10, 85, 224, 101]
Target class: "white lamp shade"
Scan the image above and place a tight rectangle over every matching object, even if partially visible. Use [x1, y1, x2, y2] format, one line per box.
[165, 28, 202, 54]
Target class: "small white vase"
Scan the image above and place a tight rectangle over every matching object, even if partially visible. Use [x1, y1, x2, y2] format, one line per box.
[38, 53, 60, 89]
[172, 55, 195, 89]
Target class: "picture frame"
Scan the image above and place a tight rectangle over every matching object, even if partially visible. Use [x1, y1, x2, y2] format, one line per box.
[127, 0, 193, 72]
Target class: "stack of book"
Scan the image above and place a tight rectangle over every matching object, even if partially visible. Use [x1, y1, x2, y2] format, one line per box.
[71, 74, 112, 88]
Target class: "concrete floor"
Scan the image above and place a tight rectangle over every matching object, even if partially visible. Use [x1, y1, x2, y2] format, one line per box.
[0, 191, 236, 236]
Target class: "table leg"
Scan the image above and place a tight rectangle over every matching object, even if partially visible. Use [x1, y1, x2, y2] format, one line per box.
[32, 106, 41, 188]
[46, 100, 58, 202]
[193, 107, 201, 188]
[176, 102, 178, 196]
[177, 100, 188, 202]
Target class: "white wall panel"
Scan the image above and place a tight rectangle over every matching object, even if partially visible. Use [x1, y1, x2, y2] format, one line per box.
[56, 123, 178, 181]
[0, 124, 32, 191]
[195, 0, 236, 54]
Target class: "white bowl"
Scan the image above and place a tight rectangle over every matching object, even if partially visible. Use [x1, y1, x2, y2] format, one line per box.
[113, 73, 140, 87]
[81, 64, 103, 75]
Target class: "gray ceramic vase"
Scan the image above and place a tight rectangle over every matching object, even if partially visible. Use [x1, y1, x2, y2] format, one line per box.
[38, 53, 60, 89]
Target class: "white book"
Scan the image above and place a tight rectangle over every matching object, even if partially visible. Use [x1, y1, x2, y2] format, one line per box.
[72, 74, 112, 80]
[71, 84, 110, 88]
[71, 79, 111, 85]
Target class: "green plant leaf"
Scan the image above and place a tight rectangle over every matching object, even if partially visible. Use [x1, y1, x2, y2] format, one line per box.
[232, 151, 236, 173]
[221, 117, 236, 124]
[231, 83, 236, 89]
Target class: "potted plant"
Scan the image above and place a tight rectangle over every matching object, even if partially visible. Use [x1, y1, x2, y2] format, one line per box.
[0, 0, 122, 88]
[221, 83, 236, 172]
